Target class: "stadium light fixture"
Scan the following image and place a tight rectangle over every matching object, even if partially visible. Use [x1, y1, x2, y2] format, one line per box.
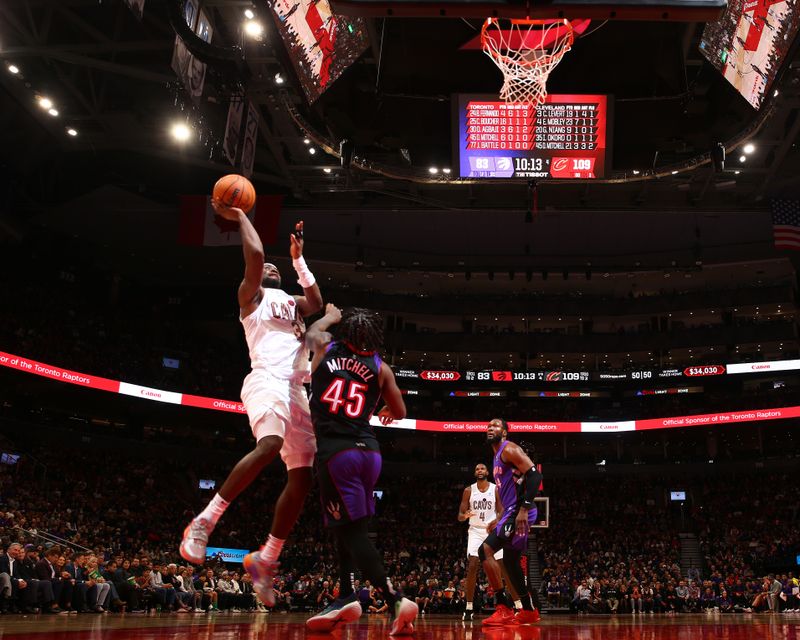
[244, 20, 263, 38]
[244, 8, 255, 19]
[743, 143, 755, 154]
[171, 122, 191, 142]
[7, 64, 19, 74]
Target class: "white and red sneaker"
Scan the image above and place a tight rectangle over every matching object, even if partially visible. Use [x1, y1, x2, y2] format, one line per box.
[179, 518, 213, 565]
[389, 598, 418, 635]
[243, 551, 279, 608]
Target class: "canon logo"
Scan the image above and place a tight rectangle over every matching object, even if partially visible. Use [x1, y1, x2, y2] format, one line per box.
[141, 390, 161, 398]
[751, 364, 771, 370]
[599, 424, 619, 430]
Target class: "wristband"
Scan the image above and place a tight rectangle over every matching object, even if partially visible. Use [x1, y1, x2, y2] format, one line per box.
[521, 500, 534, 510]
[293, 256, 316, 289]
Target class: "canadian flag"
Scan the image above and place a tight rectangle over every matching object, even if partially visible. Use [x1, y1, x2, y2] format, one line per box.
[177, 195, 282, 246]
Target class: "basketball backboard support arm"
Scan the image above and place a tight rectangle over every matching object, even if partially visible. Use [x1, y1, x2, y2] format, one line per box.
[329, 0, 727, 21]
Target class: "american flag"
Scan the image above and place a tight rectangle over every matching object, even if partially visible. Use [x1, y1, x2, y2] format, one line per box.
[772, 200, 800, 251]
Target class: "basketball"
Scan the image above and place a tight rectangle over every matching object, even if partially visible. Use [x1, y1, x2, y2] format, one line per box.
[212, 174, 256, 212]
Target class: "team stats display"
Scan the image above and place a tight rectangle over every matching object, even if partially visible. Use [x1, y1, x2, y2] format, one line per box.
[454, 94, 611, 179]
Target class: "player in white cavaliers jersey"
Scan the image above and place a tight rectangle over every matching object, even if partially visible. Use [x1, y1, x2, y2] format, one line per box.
[181, 201, 323, 607]
[457, 463, 519, 620]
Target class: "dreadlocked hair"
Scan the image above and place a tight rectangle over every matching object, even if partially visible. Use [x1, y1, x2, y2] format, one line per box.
[338, 307, 385, 354]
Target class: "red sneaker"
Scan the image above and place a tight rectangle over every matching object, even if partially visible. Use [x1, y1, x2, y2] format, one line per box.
[482, 604, 516, 626]
[513, 608, 541, 625]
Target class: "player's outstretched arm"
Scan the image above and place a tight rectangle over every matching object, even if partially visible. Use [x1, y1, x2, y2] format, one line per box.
[212, 200, 265, 311]
[377, 363, 406, 424]
[289, 221, 323, 317]
[306, 303, 342, 373]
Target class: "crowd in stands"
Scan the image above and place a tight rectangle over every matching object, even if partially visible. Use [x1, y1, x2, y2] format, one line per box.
[1, 433, 798, 617]
[537, 476, 800, 614]
[1, 247, 796, 411]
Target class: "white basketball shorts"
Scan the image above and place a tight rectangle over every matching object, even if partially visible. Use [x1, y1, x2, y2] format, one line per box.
[241, 369, 316, 470]
[467, 528, 504, 560]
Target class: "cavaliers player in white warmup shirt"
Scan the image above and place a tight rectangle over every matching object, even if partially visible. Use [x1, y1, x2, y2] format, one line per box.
[180, 200, 323, 608]
[457, 463, 520, 620]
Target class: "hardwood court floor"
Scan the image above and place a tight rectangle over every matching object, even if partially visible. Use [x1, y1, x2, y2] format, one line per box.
[0, 612, 798, 640]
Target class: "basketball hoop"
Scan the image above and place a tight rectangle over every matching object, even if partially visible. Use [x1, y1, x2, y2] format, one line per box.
[481, 18, 574, 106]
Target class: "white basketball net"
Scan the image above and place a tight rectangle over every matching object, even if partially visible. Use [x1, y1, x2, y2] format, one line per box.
[481, 18, 574, 106]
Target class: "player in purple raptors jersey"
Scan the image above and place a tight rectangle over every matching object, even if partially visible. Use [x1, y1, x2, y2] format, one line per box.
[303, 304, 418, 635]
[479, 418, 543, 626]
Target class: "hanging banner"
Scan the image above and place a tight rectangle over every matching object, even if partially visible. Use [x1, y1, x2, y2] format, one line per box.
[170, 0, 213, 97]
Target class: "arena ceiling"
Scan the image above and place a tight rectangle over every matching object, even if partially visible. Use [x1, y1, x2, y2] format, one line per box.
[0, 0, 799, 275]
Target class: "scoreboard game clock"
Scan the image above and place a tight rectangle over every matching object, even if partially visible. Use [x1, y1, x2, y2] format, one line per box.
[454, 93, 613, 179]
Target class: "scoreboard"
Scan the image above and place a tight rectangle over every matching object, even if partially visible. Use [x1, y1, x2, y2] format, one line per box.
[396, 365, 730, 383]
[454, 93, 612, 179]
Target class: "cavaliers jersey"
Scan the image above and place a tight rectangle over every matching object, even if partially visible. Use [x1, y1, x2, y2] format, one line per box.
[240, 288, 308, 381]
[468, 482, 497, 534]
[310, 341, 383, 453]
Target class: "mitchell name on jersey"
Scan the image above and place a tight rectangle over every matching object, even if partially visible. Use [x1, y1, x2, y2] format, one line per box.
[325, 357, 376, 381]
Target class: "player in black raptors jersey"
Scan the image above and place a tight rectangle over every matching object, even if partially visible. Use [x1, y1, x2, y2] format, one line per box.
[304, 304, 418, 635]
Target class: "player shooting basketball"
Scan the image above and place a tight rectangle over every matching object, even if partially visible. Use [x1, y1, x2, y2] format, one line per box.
[180, 200, 323, 609]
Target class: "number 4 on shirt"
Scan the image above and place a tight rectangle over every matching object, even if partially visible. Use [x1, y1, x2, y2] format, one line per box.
[320, 377, 367, 418]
